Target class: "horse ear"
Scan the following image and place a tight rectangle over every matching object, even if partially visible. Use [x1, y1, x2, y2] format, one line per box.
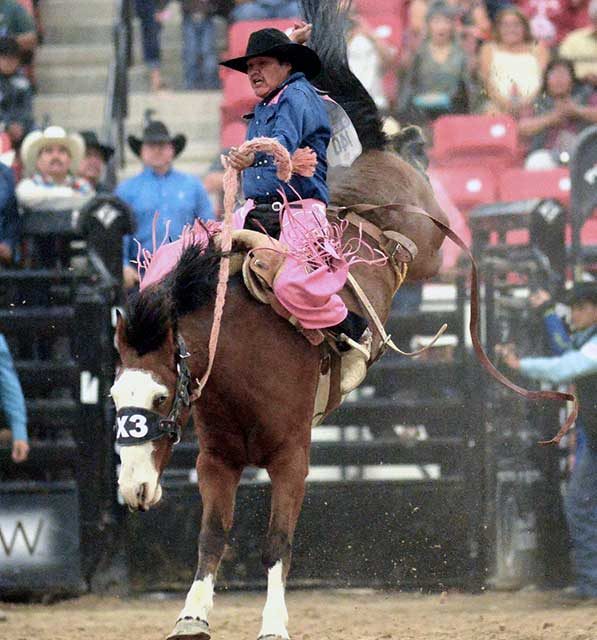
[114, 310, 128, 355]
[160, 326, 177, 363]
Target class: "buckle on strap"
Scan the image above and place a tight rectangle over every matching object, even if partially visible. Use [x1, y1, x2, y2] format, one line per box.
[159, 418, 181, 445]
[381, 231, 418, 263]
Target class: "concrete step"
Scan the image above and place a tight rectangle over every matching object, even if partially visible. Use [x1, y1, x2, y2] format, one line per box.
[35, 60, 188, 94]
[34, 91, 221, 137]
[43, 14, 184, 46]
[40, 0, 114, 27]
[36, 41, 185, 67]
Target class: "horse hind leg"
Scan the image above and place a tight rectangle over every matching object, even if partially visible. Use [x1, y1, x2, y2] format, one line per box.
[258, 447, 309, 640]
[167, 453, 242, 640]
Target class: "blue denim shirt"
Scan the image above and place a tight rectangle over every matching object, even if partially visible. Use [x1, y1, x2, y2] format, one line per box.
[116, 167, 215, 265]
[0, 334, 27, 442]
[243, 72, 331, 204]
[0, 162, 20, 258]
[520, 322, 597, 386]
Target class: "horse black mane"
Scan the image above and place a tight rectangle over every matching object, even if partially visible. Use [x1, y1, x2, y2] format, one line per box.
[123, 285, 173, 357]
[169, 240, 223, 318]
[301, 0, 387, 152]
[122, 240, 222, 355]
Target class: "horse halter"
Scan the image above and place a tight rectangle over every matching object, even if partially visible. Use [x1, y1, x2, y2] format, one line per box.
[115, 336, 192, 447]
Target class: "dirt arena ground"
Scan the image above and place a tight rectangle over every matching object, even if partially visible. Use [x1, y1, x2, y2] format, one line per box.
[2, 588, 597, 640]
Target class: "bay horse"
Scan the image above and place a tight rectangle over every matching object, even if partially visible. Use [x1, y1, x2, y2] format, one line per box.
[111, 2, 449, 639]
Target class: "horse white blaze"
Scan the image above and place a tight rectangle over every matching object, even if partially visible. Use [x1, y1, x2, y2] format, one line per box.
[178, 575, 214, 623]
[111, 369, 167, 509]
[259, 561, 289, 639]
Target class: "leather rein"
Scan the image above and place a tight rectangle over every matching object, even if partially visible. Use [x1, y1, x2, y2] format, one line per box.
[331, 201, 578, 446]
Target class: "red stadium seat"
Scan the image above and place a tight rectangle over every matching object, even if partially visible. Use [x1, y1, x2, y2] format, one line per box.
[430, 114, 521, 171]
[220, 121, 248, 149]
[220, 72, 258, 126]
[353, 0, 404, 18]
[17, 0, 34, 15]
[431, 167, 497, 213]
[224, 19, 296, 61]
[498, 167, 571, 206]
[497, 168, 571, 246]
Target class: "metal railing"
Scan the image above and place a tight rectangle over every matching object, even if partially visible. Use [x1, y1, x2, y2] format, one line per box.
[102, 0, 134, 190]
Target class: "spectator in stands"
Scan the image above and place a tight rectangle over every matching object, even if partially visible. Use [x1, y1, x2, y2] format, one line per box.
[78, 131, 115, 194]
[519, 0, 588, 48]
[0, 0, 36, 56]
[135, 0, 169, 92]
[478, 6, 548, 117]
[178, 1, 221, 90]
[560, 0, 597, 89]
[498, 282, 597, 602]
[0, 161, 19, 265]
[0, 37, 33, 150]
[0, 332, 28, 463]
[346, 9, 397, 113]
[16, 126, 95, 212]
[116, 120, 214, 290]
[230, 0, 300, 22]
[519, 58, 597, 169]
[0, 160, 19, 264]
[397, 3, 471, 126]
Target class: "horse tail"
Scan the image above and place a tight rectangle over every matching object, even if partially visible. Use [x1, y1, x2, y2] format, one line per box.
[169, 240, 223, 319]
[301, 0, 386, 151]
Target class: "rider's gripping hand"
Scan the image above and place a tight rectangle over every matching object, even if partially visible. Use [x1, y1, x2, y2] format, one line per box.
[227, 147, 256, 172]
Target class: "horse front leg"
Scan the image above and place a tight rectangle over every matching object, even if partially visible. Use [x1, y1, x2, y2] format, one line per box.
[167, 452, 242, 640]
[258, 446, 309, 640]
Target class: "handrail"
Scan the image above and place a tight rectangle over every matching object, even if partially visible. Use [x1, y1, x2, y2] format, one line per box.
[102, 0, 133, 191]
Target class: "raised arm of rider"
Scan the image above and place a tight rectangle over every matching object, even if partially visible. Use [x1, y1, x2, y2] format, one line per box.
[289, 22, 312, 45]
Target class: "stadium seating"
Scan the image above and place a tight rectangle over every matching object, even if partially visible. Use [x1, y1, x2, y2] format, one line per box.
[498, 167, 571, 207]
[431, 167, 497, 214]
[430, 114, 521, 171]
[220, 73, 258, 126]
[220, 120, 248, 149]
[353, 0, 404, 18]
[223, 19, 296, 63]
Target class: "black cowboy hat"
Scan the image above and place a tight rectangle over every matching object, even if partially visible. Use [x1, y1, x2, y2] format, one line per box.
[79, 130, 115, 163]
[219, 28, 321, 80]
[127, 121, 187, 158]
[565, 282, 597, 306]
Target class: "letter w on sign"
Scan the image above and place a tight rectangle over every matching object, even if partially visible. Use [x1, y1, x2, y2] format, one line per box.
[0, 520, 45, 556]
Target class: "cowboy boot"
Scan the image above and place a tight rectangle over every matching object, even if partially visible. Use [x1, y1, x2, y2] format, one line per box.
[339, 328, 372, 395]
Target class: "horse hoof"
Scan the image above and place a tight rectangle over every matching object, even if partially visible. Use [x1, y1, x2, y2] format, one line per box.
[166, 616, 210, 640]
[257, 635, 288, 640]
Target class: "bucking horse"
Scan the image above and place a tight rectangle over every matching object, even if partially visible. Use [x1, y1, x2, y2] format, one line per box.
[110, 1, 575, 639]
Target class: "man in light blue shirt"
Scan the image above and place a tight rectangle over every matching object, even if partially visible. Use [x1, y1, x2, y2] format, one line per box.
[499, 282, 597, 601]
[117, 120, 215, 290]
[0, 333, 28, 463]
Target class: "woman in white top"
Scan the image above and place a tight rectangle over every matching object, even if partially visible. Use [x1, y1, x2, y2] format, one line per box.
[479, 7, 549, 117]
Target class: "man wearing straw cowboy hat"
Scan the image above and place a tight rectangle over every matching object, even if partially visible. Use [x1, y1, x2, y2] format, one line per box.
[116, 119, 214, 291]
[219, 25, 371, 390]
[16, 125, 94, 212]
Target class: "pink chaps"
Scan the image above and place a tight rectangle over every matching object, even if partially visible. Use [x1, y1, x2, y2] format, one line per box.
[140, 198, 349, 330]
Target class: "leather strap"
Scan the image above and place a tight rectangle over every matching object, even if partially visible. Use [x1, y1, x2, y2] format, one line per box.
[346, 271, 447, 362]
[341, 201, 578, 445]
